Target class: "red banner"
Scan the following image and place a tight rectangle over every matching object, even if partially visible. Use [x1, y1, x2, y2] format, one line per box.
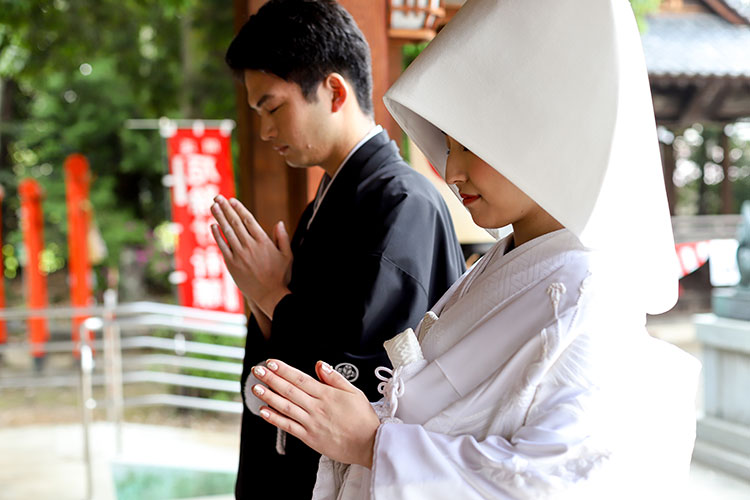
[675, 241, 709, 278]
[166, 127, 244, 314]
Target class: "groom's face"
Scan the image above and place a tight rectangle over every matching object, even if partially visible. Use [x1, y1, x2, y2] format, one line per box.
[244, 69, 334, 170]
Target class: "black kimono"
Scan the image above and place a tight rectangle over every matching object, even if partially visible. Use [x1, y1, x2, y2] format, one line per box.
[235, 130, 465, 499]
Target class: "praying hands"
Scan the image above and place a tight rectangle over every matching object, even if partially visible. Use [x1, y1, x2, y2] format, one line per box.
[210, 195, 293, 320]
[251, 358, 381, 468]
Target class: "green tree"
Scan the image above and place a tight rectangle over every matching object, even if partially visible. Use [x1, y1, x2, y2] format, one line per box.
[673, 123, 750, 215]
[0, 0, 236, 303]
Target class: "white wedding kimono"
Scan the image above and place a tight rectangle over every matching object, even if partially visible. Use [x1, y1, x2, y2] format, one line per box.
[312, 230, 699, 499]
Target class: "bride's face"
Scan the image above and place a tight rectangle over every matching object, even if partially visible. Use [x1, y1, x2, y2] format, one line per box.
[444, 135, 539, 230]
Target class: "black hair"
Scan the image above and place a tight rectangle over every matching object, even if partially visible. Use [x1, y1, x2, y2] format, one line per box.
[226, 0, 374, 117]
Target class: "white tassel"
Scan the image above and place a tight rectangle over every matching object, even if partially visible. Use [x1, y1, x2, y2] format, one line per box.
[275, 428, 286, 455]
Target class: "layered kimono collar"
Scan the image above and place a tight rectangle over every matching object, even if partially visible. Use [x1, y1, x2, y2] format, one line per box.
[383, 0, 678, 314]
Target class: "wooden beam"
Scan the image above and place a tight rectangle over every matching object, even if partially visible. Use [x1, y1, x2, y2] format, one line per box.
[661, 137, 677, 215]
[389, 6, 445, 15]
[717, 85, 750, 120]
[721, 130, 734, 214]
[679, 79, 725, 125]
[702, 0, 749, 25]
[388, 28, 437, 40]
[651, 89, 686, 124]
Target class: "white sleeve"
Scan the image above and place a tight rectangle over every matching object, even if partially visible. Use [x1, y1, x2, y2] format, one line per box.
[369, 330, 701, 500]
[369, 382, 600, 500]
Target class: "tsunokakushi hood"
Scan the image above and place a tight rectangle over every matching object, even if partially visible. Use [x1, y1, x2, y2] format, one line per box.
[384, 0, 678, 314]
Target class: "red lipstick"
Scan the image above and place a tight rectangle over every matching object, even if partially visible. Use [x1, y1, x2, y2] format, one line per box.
[460, 193, 480, 206]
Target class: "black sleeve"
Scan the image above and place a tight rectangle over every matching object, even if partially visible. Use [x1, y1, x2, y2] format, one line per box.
[265, 254, 428, 399]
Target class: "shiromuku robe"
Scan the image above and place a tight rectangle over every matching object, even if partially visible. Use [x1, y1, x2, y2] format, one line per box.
[313, 229, 700, 500]
[235, 130, 466, 499]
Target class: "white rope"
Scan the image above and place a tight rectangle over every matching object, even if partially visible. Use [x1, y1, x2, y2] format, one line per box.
[375, 366, 405, 419]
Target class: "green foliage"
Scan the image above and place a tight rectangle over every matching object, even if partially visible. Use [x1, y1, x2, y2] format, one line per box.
[630, 0, 661, 32]
[672, 123, 750, 215]
[402, 41, 429, 71]
[0, 0, 236, 302]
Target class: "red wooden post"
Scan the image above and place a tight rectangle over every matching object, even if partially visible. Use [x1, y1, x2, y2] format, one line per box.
[0, 184, 7, 345]
[18, 179, 49, 359]
[64, 154, 94, 353]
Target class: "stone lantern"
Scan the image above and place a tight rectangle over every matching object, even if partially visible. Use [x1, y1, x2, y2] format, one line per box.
[693, 200, 750, 481]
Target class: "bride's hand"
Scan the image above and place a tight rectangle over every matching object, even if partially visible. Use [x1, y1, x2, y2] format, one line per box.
[250, 359, 381, 468]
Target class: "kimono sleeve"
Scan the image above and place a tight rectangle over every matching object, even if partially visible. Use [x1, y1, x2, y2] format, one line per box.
[370, 385, 600, 500]
[266, 253, 431, 400]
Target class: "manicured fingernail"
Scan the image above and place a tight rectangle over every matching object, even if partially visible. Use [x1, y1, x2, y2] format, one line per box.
[253, 384, 265, 396]
[230, 197, 239, 206]
[254, 366, 266, 377]
[266, 360, 279, 371]
[321, 362, 333, 374]
[260, 409, 270, 418]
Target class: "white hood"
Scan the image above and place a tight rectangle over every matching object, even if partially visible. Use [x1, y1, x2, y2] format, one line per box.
[384, 0, 678, 314]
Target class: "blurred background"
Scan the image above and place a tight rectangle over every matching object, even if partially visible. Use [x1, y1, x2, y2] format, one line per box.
[1, 1, 749, 499]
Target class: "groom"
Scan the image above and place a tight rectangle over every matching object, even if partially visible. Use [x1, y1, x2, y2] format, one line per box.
[212, 1, 465, 498]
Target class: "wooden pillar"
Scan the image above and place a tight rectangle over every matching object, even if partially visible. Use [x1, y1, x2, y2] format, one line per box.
[232, 0, 308, 234]
[18, 179, 49, 359]
[660, 136, 677, 215]
[64, 154, 94, 353]
[721, 129, 734, 214]
[0, 184, 6, 345]
[339, 0, 396, 145]
[232, 0, 399, 227]
[308, 0, 394, 197]
[387, 38, 408, 152]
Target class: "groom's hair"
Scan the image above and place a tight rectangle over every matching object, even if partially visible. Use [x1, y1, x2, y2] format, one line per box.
[226, 0, 374, 117]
